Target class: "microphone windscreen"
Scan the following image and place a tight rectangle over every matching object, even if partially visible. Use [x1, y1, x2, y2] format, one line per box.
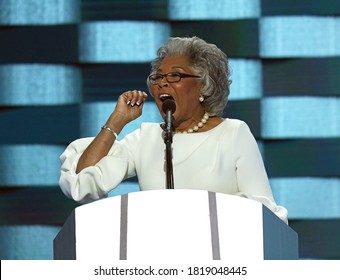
[162, 98, 176, 114]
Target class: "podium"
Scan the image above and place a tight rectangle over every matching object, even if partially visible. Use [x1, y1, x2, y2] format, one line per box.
[54, 189, 298, 260]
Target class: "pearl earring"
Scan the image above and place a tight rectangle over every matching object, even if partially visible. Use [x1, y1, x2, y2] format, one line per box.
[199, 96, 204, 102]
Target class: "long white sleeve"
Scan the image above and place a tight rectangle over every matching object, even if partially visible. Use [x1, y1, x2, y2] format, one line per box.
[59, 137, 132, 203]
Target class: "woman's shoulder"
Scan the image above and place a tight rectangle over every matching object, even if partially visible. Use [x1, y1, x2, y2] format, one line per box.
[219, 118, 249, 131]
[215, 118, 255, 140]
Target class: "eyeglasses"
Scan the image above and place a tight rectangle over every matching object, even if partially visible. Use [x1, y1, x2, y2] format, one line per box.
[148, 72, 201, 85]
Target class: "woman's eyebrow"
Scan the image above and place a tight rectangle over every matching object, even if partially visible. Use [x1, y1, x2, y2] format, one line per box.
[157, 66, 186, 72]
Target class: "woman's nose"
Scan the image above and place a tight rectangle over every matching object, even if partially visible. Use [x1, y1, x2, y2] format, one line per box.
[158, 80, 169, 88]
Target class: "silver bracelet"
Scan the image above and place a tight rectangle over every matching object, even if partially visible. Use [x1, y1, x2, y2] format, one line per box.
[101, 125, 118, 138]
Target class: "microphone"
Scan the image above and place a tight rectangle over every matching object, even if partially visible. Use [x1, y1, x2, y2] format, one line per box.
[162, 98, 176, 135]
[161, 98, 176, 189]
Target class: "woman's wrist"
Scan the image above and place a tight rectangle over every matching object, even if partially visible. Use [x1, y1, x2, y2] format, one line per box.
[104, 111, 128, 135]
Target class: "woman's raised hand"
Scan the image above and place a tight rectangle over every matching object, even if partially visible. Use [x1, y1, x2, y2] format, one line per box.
[114, 90, 148, 123]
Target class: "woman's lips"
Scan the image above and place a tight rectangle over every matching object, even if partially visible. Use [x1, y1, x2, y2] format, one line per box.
[159, 94, 174, 102]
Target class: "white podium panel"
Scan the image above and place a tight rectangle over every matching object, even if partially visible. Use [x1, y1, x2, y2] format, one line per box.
[54, 189, 298, 260]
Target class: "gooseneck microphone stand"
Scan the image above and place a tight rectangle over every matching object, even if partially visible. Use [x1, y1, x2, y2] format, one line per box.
[162, 99, 176, 189]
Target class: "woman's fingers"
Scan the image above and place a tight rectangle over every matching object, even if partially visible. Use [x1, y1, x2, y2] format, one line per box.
[125, 90, 148, 106]
[115, 90, 148, 122]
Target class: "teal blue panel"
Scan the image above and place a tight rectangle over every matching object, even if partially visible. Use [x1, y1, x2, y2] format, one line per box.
[0, 225, 60, 260]
[260, 16, 340, 57]
[0, 187, 78, 225]
[264, 139, 340, 177]
[289, 219, 340, 260]
[82, 64, 151, 102]
[0, 145, 64, 186]
[270, 177, 340, 219]
[79, 21, 170, 63]
[261, 97, 340, 138]
[0, 0, 80, 25]
[0, 25, 79, 63]
[225, 100, 261, 138]
[0, 106, 80, 144]
[262, 0, 340, 16]
[81, 0, 168, 21]
[168, 0, 260, 19]
[229, 59, 262, 100]
[0, 64, 81, 105]
[171, 20, 259, 58]
[80, 101, 163, 138]
[263, 58, 340, 97]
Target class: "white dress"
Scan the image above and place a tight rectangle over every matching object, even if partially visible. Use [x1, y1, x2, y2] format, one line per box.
[59, 118, 288, 223]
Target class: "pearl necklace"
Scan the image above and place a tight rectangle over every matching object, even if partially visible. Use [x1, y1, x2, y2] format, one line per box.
[176, 112, 210, 134]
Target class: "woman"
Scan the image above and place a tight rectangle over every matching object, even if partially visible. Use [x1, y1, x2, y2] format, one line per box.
[59, 36, 288, 223]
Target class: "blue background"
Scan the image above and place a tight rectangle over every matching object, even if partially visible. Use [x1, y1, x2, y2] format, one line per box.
[0, 0, 339, 259]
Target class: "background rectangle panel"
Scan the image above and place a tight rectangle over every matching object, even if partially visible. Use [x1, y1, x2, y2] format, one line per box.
[82, 63, 151, 102]
[260, 16, 340, 57]
[263, 139, 340, 177]
[229, 59, 263, 100]
[0, 225, 60, 260]
[289, 219, 340, 260]
[172, 20, 259, 58]
[0, 25, 79, 63]
[81, 0, 168, 21]
[79, 21, 170, 63]
[261, 97, 340, 138]
[261, 0, 340, 16]
[0, 187, 77, 225]
[271, 177, 340, 219]
[0, 106, 80, 144]
[0, 0, 80, 25]
[0, 145, 65, 186]
[168, 0, 260, 20]
[263, 58, 340, 97]
[225, 100, 261, 138]
[0, 64, 81, 105]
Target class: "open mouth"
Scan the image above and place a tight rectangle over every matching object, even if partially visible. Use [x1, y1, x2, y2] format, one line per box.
[159, 94, 174, 102]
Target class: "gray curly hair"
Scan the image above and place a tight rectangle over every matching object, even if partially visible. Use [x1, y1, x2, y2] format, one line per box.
[147, 36, 232, 116]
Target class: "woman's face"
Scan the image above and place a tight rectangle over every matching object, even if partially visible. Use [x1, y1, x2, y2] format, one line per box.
[151, 55, 204, 129]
